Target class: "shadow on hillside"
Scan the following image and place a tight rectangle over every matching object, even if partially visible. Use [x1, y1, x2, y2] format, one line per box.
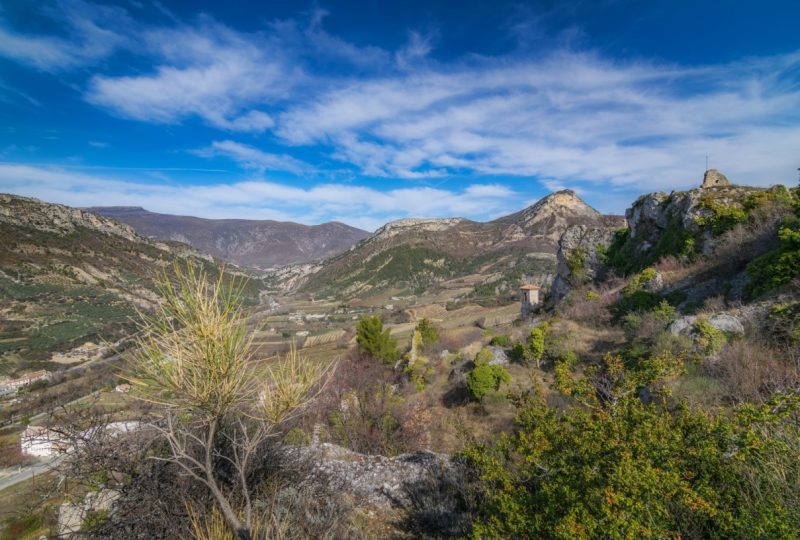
[394, 462, 477, 539]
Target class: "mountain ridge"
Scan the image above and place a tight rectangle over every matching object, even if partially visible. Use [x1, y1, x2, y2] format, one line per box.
[291, 190, 625, 298]
[85, 206, 370, 269]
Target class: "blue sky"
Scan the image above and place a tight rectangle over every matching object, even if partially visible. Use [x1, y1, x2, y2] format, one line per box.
[0, 0, 798, 231]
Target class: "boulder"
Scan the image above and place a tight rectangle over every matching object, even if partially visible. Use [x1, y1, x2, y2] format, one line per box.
[708, 313, 744, 334]
[278, 443, 459, 507]
[669, 313, 744, 336]
[669, 316, 696, 336]
[486, 346, 509, 366]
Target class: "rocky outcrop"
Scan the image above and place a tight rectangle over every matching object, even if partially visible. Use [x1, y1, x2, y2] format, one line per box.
[624, 181, 766, 258]
[551, 222, 622, 301]
[280, 443, 458, 508]
[669, 313, 745, 336]
[486, 346, 509, 365]
[701, 169, 730, 188]
[1, 194, 140, 242]
[369, 218, 467, 242]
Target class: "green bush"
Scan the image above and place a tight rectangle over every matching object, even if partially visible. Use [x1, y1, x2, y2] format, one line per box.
[528, 327, 546, 368]
[565, 247, 589, 283]
[695, 195, 749, 234]
[745, 220, 800, 297]
[464, 361, 800, 539]
[488, 334, 512, 347]
[508, 343, 527, 363]
[466, 349, 511, 402]
[767, 303, 800, 345]
[416, 318, 439, 347]
[356, 316, 400, 363]
[694, 318, 727, 354]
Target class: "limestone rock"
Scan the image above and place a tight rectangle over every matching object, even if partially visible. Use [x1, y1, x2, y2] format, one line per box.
[701, 169, 730, 188]
[486, 346, 509, 365]
[643, 271, 664, 292]
[708, 313, 744, 334]
[669, 313, 744, 336]
[551, 222, 622, 301]
[278, 443, 458, 508]
[623, 184, 766, 259]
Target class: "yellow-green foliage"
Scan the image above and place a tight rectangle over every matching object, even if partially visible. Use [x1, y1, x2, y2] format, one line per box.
[616, 268, 663, 315]
[415, 318, 439, 347]
[746, 195, 800, 297]
[565, 247, 589, 282]
[694, 318, 727, 355]
[623, 267, 657, 295]
[466, 348, 511, 402]
[528, 327, 546, 366]
[584, 290, 601, 301]
[404, 330, 432, 391]
[464, 359, 800, 539]
[695, 196, 748, 234]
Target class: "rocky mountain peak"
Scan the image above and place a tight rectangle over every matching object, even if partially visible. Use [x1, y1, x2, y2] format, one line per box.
[505, 189, 601, 233]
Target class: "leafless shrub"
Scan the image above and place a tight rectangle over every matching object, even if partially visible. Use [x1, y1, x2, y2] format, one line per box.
[555, 288, 612, 327]
[703, 339, 800, 404]
[0, 443, 37, 468]
[438, 329, 483, 353]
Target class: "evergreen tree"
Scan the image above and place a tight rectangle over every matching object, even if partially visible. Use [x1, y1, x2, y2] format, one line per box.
[356, 316, 400, 363]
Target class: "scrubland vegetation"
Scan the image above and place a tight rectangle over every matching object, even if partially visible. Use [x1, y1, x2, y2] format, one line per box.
[2, 186, 799, 539]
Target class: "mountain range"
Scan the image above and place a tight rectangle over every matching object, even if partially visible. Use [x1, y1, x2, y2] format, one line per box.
[85, 206, 370, 268]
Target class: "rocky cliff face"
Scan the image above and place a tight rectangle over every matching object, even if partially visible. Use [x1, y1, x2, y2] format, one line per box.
[1, 194, 140, 241]
[625, 182, 766, 258]
[86, 206, 370, 269]
[551, 219, 625, 301]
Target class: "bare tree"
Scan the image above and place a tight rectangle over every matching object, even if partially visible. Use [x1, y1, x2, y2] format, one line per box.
[126, 265, 330, 540]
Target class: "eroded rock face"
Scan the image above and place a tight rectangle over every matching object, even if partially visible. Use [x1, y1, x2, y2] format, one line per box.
[701, 169, 730, 188]
[624, 182, 765, 259]
[0, 194, 140, 241]
[279, 443, 458, 508]
[669, 313, 745, 336]
[551, 223, 621, 301]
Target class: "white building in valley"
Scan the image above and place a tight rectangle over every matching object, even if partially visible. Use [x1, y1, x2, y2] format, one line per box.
[20, 426, 71, 457]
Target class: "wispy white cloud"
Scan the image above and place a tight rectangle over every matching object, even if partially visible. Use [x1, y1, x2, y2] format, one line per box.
[0, 163, 518, 230]
[276, 50, 800, 189]
[195, 140, 312, 175]
[0, 0, 132, 71]
[85, 18, 290, 132]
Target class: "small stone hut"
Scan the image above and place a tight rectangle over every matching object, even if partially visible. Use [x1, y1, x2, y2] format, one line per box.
[520, 284, 540, 319]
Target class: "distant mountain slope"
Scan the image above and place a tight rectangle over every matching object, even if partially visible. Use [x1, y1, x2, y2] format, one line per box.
[85, 206, 370, 268]
[297, 190, 624, 299]
[0, 194, 263, 376]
